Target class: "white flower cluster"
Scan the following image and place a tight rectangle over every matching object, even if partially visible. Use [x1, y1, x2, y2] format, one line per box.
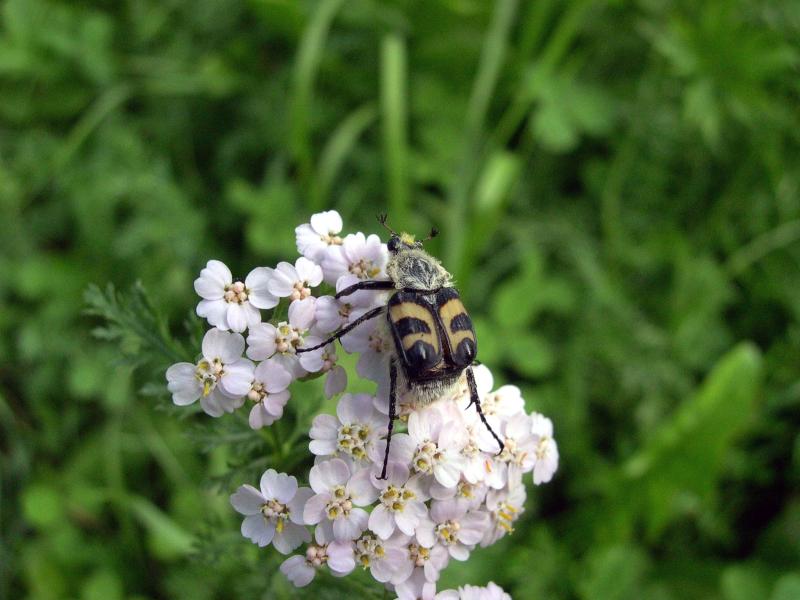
[165, 210, 559, 598]
[166, 210, 385, 425]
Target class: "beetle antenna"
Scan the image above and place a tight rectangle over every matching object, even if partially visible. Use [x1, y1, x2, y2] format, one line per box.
[377, 213, 398, 235]
[421, 227, 439, 242]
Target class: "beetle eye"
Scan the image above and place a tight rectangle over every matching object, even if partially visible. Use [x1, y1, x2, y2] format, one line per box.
[387, 237, 400, 252]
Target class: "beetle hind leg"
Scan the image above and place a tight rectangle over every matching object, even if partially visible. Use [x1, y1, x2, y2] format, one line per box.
[378, 360, 399, 480]
[466, 366, 504, 454]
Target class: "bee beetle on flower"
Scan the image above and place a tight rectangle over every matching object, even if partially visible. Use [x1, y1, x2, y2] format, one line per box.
[165, 209, 558, 597]
[298, 214, 504, 479]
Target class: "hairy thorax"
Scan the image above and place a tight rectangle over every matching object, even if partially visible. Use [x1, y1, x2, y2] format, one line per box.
[386, 249, 452, 290]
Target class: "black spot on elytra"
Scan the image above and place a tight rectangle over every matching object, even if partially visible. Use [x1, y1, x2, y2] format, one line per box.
[450, 313, 472, 333]
[452, 338, 477, 367]
[395, 317, 431, 337]
[405, 340, 441, 371]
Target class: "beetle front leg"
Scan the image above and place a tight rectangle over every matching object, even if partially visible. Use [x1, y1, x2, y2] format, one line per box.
[466, 366, 504, 454]
[296, 305, 385, 353]
[335, 280, 395, 299]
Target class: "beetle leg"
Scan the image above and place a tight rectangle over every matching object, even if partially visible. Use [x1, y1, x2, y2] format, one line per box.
[466, 366, 504, 454]
[335, 280, 396, 299]
[296, 305, 385, 353]
[378, 360, 398, 480]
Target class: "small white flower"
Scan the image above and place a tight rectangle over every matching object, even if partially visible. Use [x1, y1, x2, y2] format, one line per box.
[455, 421, 493, 485]
[267, 257, 324, 302]
[229, 469, 312, 553]
[353, 531, 408, 583]
[384, 403, 467, 488]
[368, 462, 429, 539]
[166, 328, 254, 417]
[430, 478, 488, 513]
[435, 581, 511, 600]
[481, 484, 525, 546]
[455, 369, 523, 422]
[309, 394, 387, 465]
[530, 413, 559, 485]
[295, 341, 348, 399]
[303, 458, 379, 541]
[391, 532, 450, 592]
[314, 276, 382, 334]
[322, 232, 388, 284]
[246, 298, 315, 377]
[246, 359, 293, 429]
[311, 296, 348, 335]
[295, 340, 348, 399]
[194, 260, 277, 332]
[280, 554, 317, 588]
[280, 537, 355, 587]
[484, 413, 537, 490]
[295, 210, 344, 262]
[416, 501, 490, 561]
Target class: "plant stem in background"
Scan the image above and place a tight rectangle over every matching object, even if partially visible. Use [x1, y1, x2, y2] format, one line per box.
[290, 0, 346, 202]
[447, 0, 518, 282]
[381, 34, 410, 225]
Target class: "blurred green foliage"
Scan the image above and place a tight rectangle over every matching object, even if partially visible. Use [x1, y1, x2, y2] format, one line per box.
[2, 0, 800, 598]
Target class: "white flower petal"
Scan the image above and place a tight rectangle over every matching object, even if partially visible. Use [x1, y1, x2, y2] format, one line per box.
[333, 508, 368, 540]
[368, 505, 395, 539]
[241, 514, 275, 547]
[273, 522, 310, 555]
[226, 303, 248, 333]
[347, 467, 379, 506]
[218, 359, 254, 397]
[310, 210, 342, 236]
[296, 257, 323, 287]
[199, 390, 225, 417]
[327, 540, 355, 574]
[530, 412, 554, 438]
[202, 328, 243, 363]
[280, 555, 315, 587]
[230, 484, 265, 515]
[246, 267, 279, 309]
[309, 458, 350, 494]
[249, 403, 275, 429]
[302, 493, 328, 525]
[336, 393, 372, 424]
[308, 438, 337, 456]
[194, 260, 231, 299]
[166, 363, 201, 406]
[289, 297, 316, 330]
[196, 299, 229, 329]
[288, 488, 314, 525]
[325, 366, 347, 398]
[314, 296, 344, 333]
[246, 323, 277, 360]
[260, 469, 298, 504]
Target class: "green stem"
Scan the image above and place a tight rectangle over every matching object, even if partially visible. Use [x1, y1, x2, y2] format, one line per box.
[447, 0, 519, 281]
[290, 0, 345, 199]
[314, 104, 378, 210]
[726, 219, 800, 276]
[381, 33, 410, 224]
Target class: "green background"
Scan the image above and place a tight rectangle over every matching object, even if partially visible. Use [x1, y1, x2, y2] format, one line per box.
[2, 0, 800, 598]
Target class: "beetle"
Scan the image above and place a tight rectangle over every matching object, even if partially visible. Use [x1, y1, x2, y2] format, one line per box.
[297, 214, 503, 479]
